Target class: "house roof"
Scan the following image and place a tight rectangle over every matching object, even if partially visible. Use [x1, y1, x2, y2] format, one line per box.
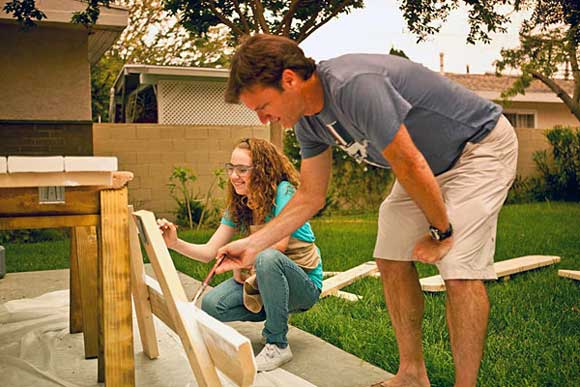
[446, 73, 575, 103]
[0, 0, 129, 64]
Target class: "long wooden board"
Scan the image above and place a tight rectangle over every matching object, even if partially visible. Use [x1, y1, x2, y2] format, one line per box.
[0, 171, 113, 188]
[558, 269, 580, 281]
[321, 261, 378, 298]
[420, 255, 561, 292]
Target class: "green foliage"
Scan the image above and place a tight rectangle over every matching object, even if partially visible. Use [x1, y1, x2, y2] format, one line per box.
[168, 166, 202, 229]
[531, 126, 580, 201]
[164, 0, 365, 42]
[388, 46, 409, 59]
[3, 0, 109, 28]
[284, 128, 392, 214]
[0, 228, 67, 244]
[91, 53, 124, 122]
[197, 168, 227, 229]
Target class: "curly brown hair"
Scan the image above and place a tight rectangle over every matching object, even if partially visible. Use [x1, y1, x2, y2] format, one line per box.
[225, 138, 300, 232]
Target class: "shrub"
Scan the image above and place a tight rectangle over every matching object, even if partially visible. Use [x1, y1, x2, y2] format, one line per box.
[168, 166, 203, 228]
[532, 126, 580, 201]
[0, 228, 68, 244]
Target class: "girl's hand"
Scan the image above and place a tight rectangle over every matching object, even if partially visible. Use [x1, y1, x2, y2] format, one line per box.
[157, 218, 178, 249]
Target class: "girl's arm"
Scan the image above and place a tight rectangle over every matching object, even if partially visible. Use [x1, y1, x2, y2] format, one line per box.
[158, 219, 235, 263]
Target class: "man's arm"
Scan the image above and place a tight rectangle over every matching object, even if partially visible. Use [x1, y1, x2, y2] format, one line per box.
[216, 148, 332, 273]
[383, 123, 453, 263]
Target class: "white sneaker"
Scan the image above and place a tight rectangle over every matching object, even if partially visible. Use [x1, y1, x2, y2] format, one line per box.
[255, 343, 293, 372]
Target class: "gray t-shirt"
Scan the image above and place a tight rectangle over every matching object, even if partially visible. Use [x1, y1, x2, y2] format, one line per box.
[295, 54, 503, 175]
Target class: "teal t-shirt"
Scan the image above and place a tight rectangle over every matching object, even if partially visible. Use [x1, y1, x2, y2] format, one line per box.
[221, 181, 323, 289]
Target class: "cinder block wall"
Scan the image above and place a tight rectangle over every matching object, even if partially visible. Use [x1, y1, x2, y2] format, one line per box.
[93, 124, 269, 220]
[514, 127, 551, 178]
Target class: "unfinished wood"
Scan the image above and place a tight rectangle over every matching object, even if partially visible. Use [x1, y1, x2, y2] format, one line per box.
[335, 291, 362, 302]
[420, 255, 562, 292]
[99, 187, 134, 385]
[0, 157, 6, 174]
[146, 277, 177, 332]
[65, 156, 118, 172]
[75, 226, 99, 359]
[129, 206, 160, 359]
[69, 229, 83, 335]
[0, 171, 113, 188]
[0, 215, 99, 230]
[7, 156, 64, 173]
[0, 187, 100, 216]
[558, 269, 580, 281]
[191, 303, 256, 387]
[133, 210, 221, 387]
[323, 271, 342, 277]
[321, 261, 378, 298]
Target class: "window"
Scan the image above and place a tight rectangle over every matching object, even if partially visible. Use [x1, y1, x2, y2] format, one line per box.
[504, 112, 536, 128]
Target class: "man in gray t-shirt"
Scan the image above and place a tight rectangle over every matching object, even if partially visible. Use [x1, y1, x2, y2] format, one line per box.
[217, 34, 517, 387]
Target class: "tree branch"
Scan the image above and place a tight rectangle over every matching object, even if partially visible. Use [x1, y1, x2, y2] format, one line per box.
[276, 0, 301, 36]
[566, 26, 580, 104]
[531, 70, 580, 121]
[249, 0, 269, 33]
[232, 0, 250, 33]
[207, 0, 246, 37]
[298, 0, 352, 42]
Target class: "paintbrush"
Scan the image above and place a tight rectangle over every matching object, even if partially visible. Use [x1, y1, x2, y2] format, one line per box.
[191, 255, 226, 304]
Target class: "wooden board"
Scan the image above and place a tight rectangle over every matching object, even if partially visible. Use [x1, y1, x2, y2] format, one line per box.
[0, 157, 6, 174]
[133, 210, 256, 387]
[558, 269, 580, 281]
[420, 255, 562, 292]
[0, 171, 113, 188]
[335, 291, 362, 302]
[7, 156, 64, 173]
[0, 187, 100, 217]
[321, 261, 378, 298]
[65, 156, 118, 172]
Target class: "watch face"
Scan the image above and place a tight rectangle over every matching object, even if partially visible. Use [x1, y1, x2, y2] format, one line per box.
[429, 227, 440, 241]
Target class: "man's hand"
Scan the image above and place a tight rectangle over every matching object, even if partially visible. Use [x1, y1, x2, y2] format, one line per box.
[412, 234, 453, 264]
[215, 237, 259, 274]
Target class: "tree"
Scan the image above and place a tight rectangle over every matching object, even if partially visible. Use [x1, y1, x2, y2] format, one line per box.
[398, 0, 580, 122]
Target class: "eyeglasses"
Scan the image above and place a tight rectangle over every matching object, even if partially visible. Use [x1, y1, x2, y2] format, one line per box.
[224, 163, 253, 176]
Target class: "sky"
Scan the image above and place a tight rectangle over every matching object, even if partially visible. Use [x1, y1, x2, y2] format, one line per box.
[301, 0, 528, 75]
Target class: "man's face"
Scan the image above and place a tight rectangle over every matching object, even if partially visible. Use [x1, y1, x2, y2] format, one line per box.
[239, 72, 305, 128]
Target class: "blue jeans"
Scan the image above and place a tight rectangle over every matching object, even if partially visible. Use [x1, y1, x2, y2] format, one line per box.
[201, 248, 321, 346]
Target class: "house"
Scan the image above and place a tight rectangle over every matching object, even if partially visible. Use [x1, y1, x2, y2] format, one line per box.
[0, 0, 128, 157]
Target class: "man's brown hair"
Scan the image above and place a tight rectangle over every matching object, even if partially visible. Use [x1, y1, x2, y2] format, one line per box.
[225, 34, 316, 103]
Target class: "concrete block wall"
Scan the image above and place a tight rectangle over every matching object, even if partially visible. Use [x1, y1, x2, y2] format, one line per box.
[93, 124, 269, 220]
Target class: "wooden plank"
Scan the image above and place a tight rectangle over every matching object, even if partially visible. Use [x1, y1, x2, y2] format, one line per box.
[99, 187, 134, 385]
[128, 205, 160, 359]
[133, 210, 221, 387]
[76, 226, 99, 359]
[0, 187, 100, 216]
[69, 228, 83, 334]
[0, 157, 6, 174]
[558, 269, 580, 281]
[321, 261, 378, 298]
[65, 156, 118, 172]
[420, 255, 562, 292]
[146, 278, 177, 332]
[0, 215, 99, 230]
[0, 171, 113, 188]
[335, 291, 362, 302]
[323, 271, 342, 277]
[191, 303, 256, 387]
[7, 156, 64, 173]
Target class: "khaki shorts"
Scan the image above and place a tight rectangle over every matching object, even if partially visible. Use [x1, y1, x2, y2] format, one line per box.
[373, 115, 518, 280]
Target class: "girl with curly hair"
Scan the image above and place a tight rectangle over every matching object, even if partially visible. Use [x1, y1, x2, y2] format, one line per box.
[158, 138, 323, 372]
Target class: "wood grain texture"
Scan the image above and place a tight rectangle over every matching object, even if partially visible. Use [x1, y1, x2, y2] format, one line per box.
[321, 261, 378, 298]
[76, 226, 99, 359]
[558, 269, 580, 281]
[0, 171, 112, 188]
[128, 206, 160, 360]
[69, 228, 83, 334]
[0, 187, 99, 216]
[99, 187, 134, 386]
[0, 215, 99, 230]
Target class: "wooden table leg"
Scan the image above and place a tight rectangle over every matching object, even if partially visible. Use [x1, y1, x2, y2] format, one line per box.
[76, 226, 99, 359]
[98, 187, 135, 386]
[69, 228, 83, 334]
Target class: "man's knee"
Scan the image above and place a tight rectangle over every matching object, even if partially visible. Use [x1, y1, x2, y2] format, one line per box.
[376, 258, 417, 280]
[255, 248, 285, 276]
[445, 279, 488, 301]
[200, 290, 222, 318]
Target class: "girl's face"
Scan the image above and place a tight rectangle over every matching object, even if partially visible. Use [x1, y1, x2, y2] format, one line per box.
[227, 147, 253, 196]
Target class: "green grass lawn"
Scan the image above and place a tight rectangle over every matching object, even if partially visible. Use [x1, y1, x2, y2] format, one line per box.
[3, 202, 579, 386]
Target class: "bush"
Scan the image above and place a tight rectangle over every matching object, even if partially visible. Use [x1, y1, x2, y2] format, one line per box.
[531, 126, 580, 201]
[284, 128, 393, 214]
[0, 228, 68, 244]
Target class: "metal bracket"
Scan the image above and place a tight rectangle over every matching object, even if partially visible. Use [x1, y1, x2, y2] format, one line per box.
[38, 186, 65, 204]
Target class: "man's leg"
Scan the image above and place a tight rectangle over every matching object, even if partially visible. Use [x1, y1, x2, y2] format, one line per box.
[445, 279, 489, 387]
[376, 259, 430, 387]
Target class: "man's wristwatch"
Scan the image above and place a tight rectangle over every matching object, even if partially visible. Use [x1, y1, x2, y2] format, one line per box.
[429, 223, 453, 242]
